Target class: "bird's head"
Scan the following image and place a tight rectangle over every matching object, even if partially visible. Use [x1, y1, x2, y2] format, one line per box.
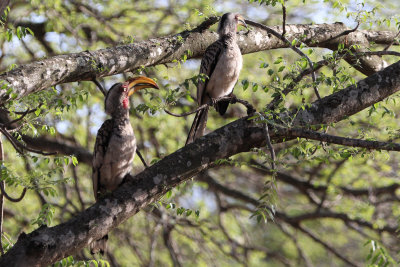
[217, 13, 247, 36]
[105, 76, 159, 115]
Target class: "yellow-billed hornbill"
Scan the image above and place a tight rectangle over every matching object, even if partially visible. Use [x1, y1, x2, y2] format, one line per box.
[90, 76, 159, 254]
[186, 13, 246, 145]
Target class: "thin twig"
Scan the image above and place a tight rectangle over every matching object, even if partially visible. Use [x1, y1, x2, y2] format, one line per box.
[246, 20, 321, 100]
[0, 130, 28, 204]
[228, 95, 256, 115]
[267, 60, 325, 110]
[294, 224, 360, 267]
[165, 95, 256, 117]
[164, 103, 208, 117]
[136, 150, 148, 168]
[0, 105, 40, 116]
[264, 121, 276, 172]
[71, 165, 85, 210]
[277, 223, 314, 267]
[92, 78, 106, 96]
[383, 29, 400, 51]
[0, 127, 56, 155]
[0, 183, 26, 203]
[4, 104, 42, 127]
[316, 160, 346, 212]
[353, 50, 400, 57]
[282, 3, 286, 36]
[319, 21, 360, 45]
[283, 127, 400, 152]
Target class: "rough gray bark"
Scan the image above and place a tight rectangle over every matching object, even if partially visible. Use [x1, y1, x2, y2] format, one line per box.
[362, 30, 400, 45]
[0, 21, 391, 104]
[1, 56, 400, 266]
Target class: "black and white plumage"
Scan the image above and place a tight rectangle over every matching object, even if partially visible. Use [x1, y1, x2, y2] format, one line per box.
[90, 76, 158, 255]
[186, 13, 247, 145]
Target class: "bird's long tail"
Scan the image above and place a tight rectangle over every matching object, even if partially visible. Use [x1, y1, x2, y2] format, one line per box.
[185, 106, 209, 145]
[90, 234, 108, 255]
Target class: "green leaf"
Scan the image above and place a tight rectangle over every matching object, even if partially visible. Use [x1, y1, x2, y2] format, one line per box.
[71, 156, 78, 166]
[274, 57, 283, 64]
[241, 79, 249, 91]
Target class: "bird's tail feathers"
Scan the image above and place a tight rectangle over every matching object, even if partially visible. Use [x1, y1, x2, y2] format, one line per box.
[216, 99, 230, 116]
[90, 234, 108, 255]
[185, 107, 209, 145]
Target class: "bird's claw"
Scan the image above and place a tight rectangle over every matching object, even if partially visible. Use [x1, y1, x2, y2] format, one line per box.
[229, 94, 237, 104]
[210, 98, 218, 107]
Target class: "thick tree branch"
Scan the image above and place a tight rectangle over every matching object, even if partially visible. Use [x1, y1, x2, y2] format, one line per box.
[0, 21, 391, 104]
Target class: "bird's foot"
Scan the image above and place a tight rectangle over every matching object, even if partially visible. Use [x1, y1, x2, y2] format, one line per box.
[210, 97, 219, 108]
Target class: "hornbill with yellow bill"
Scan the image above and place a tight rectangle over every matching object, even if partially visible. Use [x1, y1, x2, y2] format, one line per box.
[186, 13, 247, 145]
[90, 76, 159, 254]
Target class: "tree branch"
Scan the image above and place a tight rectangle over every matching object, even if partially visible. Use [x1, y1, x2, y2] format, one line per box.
[0, 22, 391, 104]
[283, 127, 400, 152]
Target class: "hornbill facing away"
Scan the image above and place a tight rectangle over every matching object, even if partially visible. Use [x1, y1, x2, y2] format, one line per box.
[90, 76, 159, 254]
[186, 13, 247, 145]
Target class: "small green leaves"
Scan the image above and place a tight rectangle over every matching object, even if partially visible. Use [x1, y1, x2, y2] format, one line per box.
[31, 203, 55, 227]
[274, 57, 283, 64]
[364, 240, 396, 267]
[71, 156, 78, 166]
[15, 26, 34, 40]
[242, 79, 249, 91]
[54, 256, 110, 267]
[166, 203, 176, 209]
[247, 0, 283, 7]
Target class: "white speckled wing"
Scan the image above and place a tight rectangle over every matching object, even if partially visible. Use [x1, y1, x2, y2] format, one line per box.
[92, 119, 113, 201]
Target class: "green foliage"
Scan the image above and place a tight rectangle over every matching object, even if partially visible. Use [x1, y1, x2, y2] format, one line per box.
[54, 256, 110, 267]
[248, 0, 285, 6]
[365, 240, 397, 267]
[31, 203, 55, 227]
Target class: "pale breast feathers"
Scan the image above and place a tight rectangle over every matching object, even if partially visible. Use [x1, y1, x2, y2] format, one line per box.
[205, 43, 242, 99]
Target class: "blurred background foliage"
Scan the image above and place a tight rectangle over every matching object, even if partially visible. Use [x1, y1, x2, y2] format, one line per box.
[1, 0, 400, 266]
